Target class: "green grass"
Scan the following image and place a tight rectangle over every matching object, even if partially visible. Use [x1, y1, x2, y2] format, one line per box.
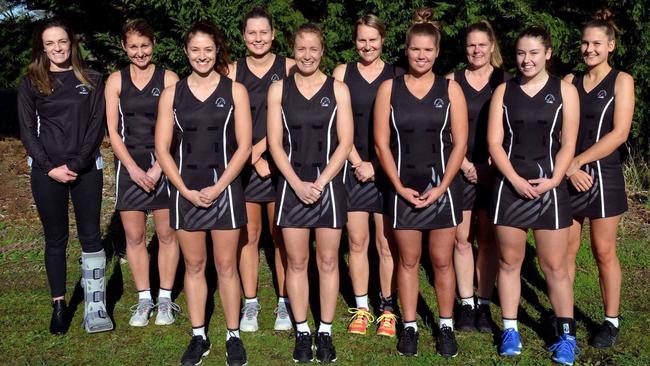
[1, 142, 649, 365]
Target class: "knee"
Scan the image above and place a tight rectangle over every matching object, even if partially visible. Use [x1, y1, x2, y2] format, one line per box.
[399, 256, 420, 272]
[540, 260, 568, 281]
[431, 256, 453, 273]
[125, 230, 146, 248]
[214, 257, 237, 279]
[376, 237, 393, 259]
[499, 255, 523, 273]
[592, 243, 618, 266]
[317, 254, 338, 274]
[156, 227, 176, 248]
[287, 256, 309, 273]
[184, 258, 206, 277]
[348, 233, 369, 254]
[244, 225, 262, 247]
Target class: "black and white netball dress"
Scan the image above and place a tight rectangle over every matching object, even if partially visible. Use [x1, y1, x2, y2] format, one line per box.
[275, 76, 347, 228]
[569, 70, 627, 218]
[492, 76, 572, 229]
[454, 68, 511, 210]
[388, 75, 462, 230]
[170, 77, 246, 230]
[236, 56, 286, 202]
[115, 65, 169, 211]
[343, 62, 401, 213]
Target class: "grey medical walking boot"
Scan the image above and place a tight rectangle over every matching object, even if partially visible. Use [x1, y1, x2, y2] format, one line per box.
[81, 250, 114, 333]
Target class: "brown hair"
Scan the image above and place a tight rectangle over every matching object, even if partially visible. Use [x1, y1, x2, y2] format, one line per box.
[292, 23, 324, 49]
[467, 20, 503, 68]
[184, 21, 230, 76]
[121, 19, 155, 45]
[406, 8, 441, 48]
[354, 14, 387, 40]
[27, 18, 92, 95]
[583, 8, 620, 41]
[242, 6, 273, 33]
[516, 25, 552, 50]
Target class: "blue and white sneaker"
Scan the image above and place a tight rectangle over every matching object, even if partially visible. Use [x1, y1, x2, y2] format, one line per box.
[549, 335, 579, 365]
[500, 328, 522, 356]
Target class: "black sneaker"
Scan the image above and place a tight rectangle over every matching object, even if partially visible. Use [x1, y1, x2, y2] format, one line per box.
[476, 304, 495, 333]
[315, 332, 337, 363]
[455, 304, 476, 332]
[292, 331, 313, 363]
[437, 325, 459, 357]
[181, 336, 211, 366]
[50, 299, 67, 335]
[226, 337, 248, 366]
[589, 320, 619, 348]
[397, 326, 418, 356]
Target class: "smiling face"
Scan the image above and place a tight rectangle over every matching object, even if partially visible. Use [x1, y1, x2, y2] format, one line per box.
[406, 33, 438, 75]
[293, 31, 323, 75]
[244, 17, 274, 57]
[185, 31, 217, 75]
[355, 24, 384, 64]
[516, 36, 552, 78]
[122, 32, 154, 69]
[581, 26, 614, 68]
[466, 30, 494, 69]
[42, 26, 71, 69]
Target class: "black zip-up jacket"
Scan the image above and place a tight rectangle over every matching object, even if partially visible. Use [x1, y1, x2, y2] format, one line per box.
[17, 69, 105, 174]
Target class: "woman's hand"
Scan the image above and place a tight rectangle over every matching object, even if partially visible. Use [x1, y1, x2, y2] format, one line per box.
[128, 165, 156, 192]
[293, 180, 322, 205]
[415, 186, 444, 209]
[461, 161, 478, 183]
[48, 165, 77, 183]
[353, 161, 375, 182]
[528, 177, 557, 196]
[199, 185, 224, 206]
[145, 165, 163, 186]
[183, 189, 211, 208]
[568, 170, 594, 192]
[254, 158, 271, 179]
[397, 185, 421, 207]
[565, 157, 582, 177]
[510, 175, 540, 200]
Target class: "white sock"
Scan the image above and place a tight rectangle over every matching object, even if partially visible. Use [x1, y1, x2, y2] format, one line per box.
[245, 297, 258, 305]
[477, 297, 491, 306]
[404, 321, 418, 332]
[158, 288, 172, 300]
[503, 318, 518, 331]
[138, 289, 152, 301]
[226, 328, 240, 341]
[296, 321, 310, 334]
[605, 316, 619, 328]
[439, 317, 454, 330]
[192, 326, 206, 339]
[355, 294, 369, 309]
[278, 296, 288, 304]
[461, 297, 476, 309]
[318, 322, 332, 335]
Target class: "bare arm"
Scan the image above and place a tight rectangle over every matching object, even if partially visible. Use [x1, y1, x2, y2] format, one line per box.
[227, 63, 237, 81]
[154, 85, 188, 196]
[314, 80, 353, 189]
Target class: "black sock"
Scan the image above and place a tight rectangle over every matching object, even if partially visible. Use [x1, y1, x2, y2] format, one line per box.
[379, 293, 395, 313]
[556, 317, 576, 336]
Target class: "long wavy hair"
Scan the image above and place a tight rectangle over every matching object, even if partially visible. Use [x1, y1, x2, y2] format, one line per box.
[184, 21, 231, 76]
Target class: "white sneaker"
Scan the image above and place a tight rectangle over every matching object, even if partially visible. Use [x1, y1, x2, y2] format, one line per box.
[240, 302, 261, 332]
[274, 302, 293, 331]
[129, 299, 154, 327]
[155, 297, 180, 325]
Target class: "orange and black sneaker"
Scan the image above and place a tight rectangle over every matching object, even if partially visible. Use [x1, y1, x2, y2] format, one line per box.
[347, 308, 375, 335]
[376, 311, 397, 337]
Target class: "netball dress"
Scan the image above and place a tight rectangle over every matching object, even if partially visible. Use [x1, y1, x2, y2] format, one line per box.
[115, 66, 169, 211]
[275, 76, 347, 228]
[388, 75, 462, 230]
[569, 70, 627, 218]
[492, 76, 572, 229]
[454, 68, 511, 210]
[170, 77, 246, 230]
[343, 62, 401, 213]
[236, 56, 286, 203]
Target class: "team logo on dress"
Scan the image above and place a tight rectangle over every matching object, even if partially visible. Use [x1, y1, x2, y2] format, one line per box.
[215, 97, 226, 108]
[544, 94, 556, 104]
[597, 90, 607, 99]
[76, 84, 89, 95]
[433, 98, 444, 108]
[270, 73, 280, 82]
[151, 88, 161, 97]
[320, 97, 330, 107]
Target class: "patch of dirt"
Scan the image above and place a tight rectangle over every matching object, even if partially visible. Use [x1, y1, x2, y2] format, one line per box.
[0, 138, 37, 223]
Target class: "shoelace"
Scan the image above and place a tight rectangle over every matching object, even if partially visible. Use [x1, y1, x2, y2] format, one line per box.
[376, 312, 397, 326]
[316, 332, 333, 348]
[242, 303, 261, 320]
[295, 331, 312, 349]
[157, 300, 181, 314]
[502, 329, 519, 344]
[439, 325, 455, 342]
[403, 327, 417, 341]
[461, 305, 474, 317]
[549, 337, 580, 355]
[275, 304, 290, 319]
[347, 308, 375, 324]
[227, 335, 244, 354]
[130, 300, 154, 315]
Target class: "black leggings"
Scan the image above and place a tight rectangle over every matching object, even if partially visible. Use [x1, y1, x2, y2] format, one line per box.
[31, 167, 104, 297]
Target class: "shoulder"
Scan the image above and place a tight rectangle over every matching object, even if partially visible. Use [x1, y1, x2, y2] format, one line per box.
[445, 71, 455, 80]
[332, 63, 347, 81]
[285, 58, 296, 75]
[559, 78, 578, 99]
[333, 79, 350, 97]
[377, 78, 394, 94]
[164, 70, 180, 85]
[268, 79, 284, 96]
[614, 71, 634, 87]
[563, 73, 575, 83]
[232, 80, 248, 95]
[105, 70, 122, 91]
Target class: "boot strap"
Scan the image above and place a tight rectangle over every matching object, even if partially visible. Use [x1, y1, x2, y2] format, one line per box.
[85, 290, 105, 303]
[81, 268, 105, 280]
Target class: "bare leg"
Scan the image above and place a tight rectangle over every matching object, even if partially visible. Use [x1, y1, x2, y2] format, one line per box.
[315, 228, 342, 322]
[267, 201, 287, 297]
[495, 226, 527, 319]
[393, 229, 423, 322]
[121, 210, 149, 291]
[176, 230, 207, 327]
[347, 211, 370, 298]
[374, 213, 396, 298]
[567, 217, 585, 284]
[590, 216, 622, 317]
[428, 228, 457, 318]
[534, 228, 573, 318]
[454, 210, 475, 299]
[152, 209, 178, 291]
[211, 229, 243, 329]
[475, 210, 498, 299]
[239, 202, 262, 298]
[283, 228, 311, 322]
